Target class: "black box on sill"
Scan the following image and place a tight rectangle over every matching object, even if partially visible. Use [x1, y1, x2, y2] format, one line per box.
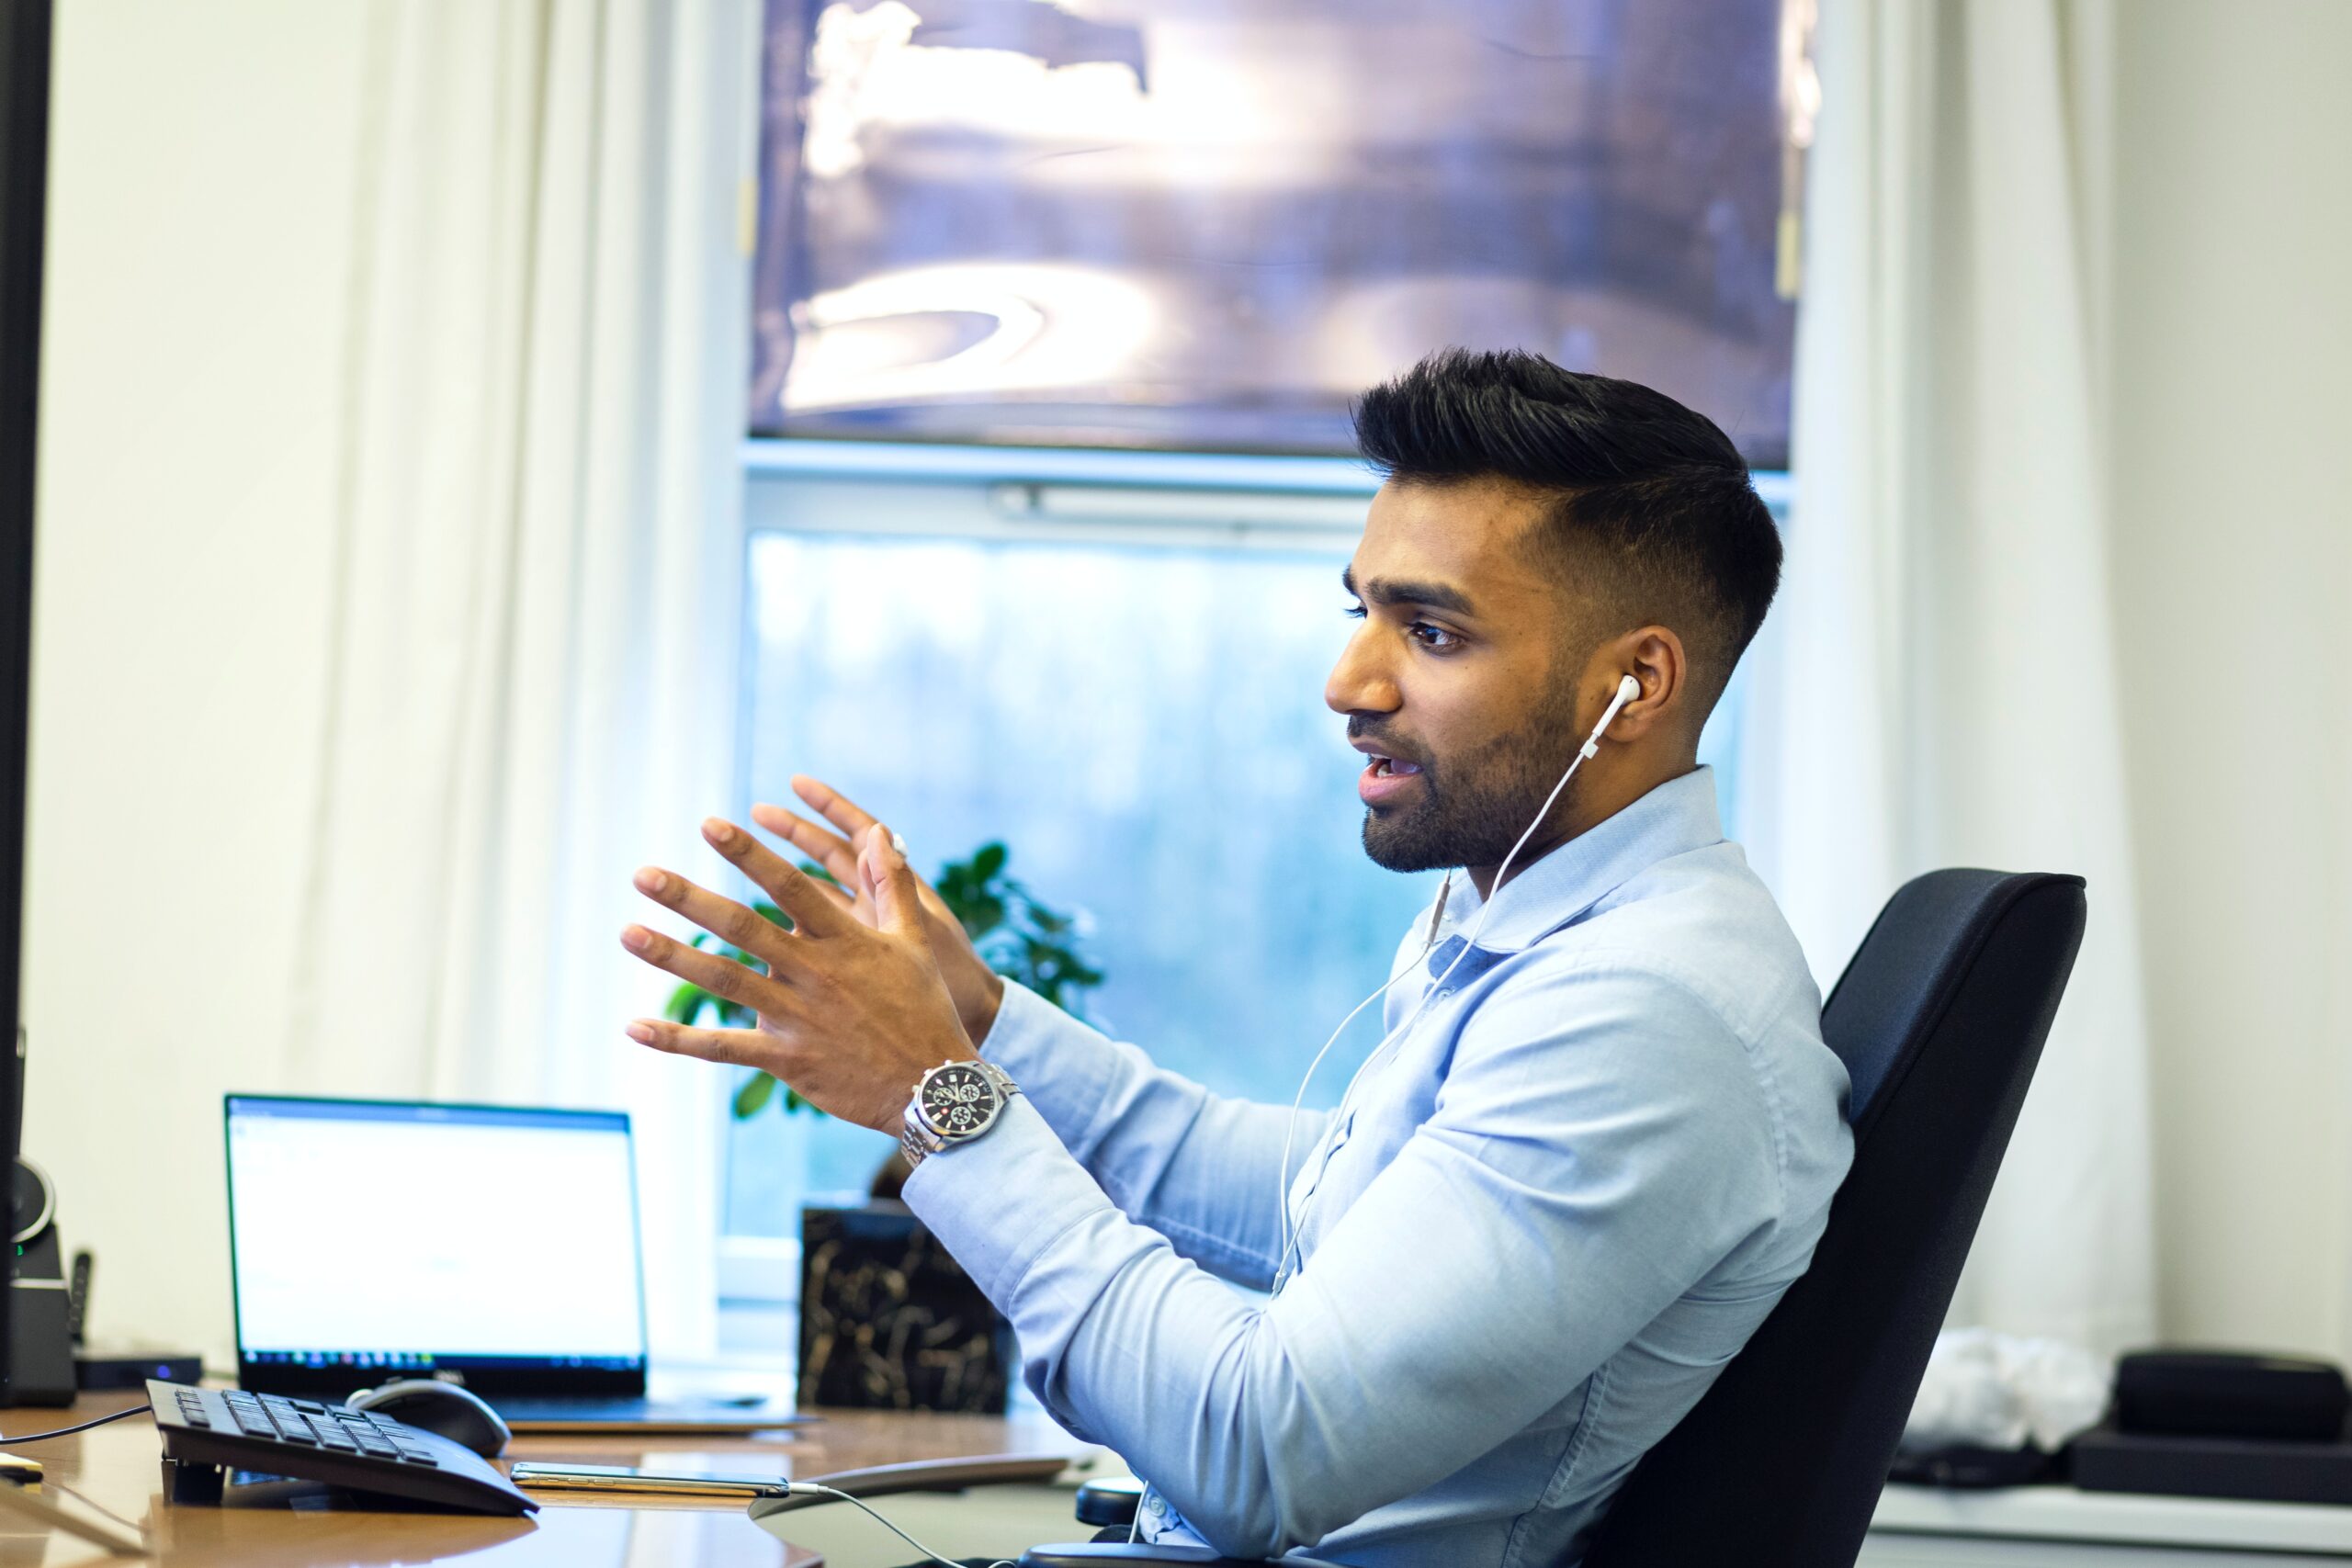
[2072, 1424, 2352, 1506]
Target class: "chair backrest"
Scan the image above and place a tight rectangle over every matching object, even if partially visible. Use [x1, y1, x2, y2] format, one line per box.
[1580, 868, 2088, 1568]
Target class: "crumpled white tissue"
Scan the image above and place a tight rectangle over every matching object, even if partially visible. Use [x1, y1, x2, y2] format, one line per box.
[1901, 1328, 2112, 1452]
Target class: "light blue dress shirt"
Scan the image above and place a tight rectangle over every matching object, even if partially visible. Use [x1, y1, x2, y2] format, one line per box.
[901, 767, 1853, 1565]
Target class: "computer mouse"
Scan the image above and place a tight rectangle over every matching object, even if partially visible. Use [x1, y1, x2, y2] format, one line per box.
[345, 1379, 513, 1459]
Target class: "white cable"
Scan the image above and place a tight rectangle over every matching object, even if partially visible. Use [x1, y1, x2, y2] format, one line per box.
[786, 1482, 1018, 1568]
[1269, 915, 1440, 1286]
[1273, 676, 1639, 1291]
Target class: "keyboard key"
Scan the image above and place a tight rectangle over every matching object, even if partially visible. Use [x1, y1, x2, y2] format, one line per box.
[390, 1447, 437, 1467]
[292, 1400, 327, 1414]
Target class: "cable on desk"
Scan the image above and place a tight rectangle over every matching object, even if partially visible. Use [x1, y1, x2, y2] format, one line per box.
[786, 1481, 1019, 1568]
[1, 1406, 154, 1443]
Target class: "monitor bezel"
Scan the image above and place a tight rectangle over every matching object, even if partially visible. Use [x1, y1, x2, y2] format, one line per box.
[0, 0, 55, 1409]
[223, 1091, 651, 1401]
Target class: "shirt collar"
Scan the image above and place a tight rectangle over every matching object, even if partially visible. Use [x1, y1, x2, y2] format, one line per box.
[1430, 765, 1726, 953]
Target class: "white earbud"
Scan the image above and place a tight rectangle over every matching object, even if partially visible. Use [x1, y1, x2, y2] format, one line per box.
[1272, 672, 1645, 1291]
[1581, 673, 1642, 760]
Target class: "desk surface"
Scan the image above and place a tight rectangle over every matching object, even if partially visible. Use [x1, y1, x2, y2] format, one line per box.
[0, 1393, 1092, 1567]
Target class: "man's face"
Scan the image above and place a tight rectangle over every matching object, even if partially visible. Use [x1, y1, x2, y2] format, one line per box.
[1327, 479, 1589, 874]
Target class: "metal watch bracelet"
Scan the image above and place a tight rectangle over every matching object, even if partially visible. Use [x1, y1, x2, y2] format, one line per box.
[899, 1060, 1020, 1172]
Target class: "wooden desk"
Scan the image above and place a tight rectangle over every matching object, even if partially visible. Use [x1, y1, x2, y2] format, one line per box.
[0, 1393, 1093, 1567]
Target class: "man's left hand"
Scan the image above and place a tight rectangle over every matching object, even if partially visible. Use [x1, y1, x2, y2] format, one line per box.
[619, 816, 977, 1133]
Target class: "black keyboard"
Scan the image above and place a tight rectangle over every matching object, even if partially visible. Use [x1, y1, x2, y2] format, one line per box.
[148, 1380, 537, 1516]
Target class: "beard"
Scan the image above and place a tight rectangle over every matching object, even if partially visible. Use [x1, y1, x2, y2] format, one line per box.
[1356, 676, 1586, 874]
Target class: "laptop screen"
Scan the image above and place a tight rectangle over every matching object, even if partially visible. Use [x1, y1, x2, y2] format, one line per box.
[225, 1095, 647, 1395]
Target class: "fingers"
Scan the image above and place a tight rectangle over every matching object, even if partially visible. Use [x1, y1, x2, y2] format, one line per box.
[790, 774, 880, 842]
[749, 800, 863, 889]
[625, 1018, 766, 1067]
[619, 922, 797, 1014]
[701, 817, 848, 937]
[631, 867, 794, 964]
[859, 822, 925, 939]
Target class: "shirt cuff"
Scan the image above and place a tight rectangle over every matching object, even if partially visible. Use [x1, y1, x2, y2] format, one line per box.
[974, 981, 1123, 1153]
[899, 1093, 1114, 1305]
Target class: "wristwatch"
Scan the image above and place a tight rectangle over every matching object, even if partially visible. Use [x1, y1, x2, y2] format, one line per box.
[899, 1058, 1021, 1171]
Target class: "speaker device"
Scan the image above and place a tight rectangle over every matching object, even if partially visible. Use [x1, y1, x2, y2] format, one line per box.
[8, 1157, 73, 1404]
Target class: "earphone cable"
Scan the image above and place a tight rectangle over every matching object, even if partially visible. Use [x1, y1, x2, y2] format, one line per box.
[1272, 686, 1627, 1289]
[786, 1482, 1018, 1568]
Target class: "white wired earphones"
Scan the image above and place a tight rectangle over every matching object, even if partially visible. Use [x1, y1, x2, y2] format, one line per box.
[1271, 672, 1643, 1292]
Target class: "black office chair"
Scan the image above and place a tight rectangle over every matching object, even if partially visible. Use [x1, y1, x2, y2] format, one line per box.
[1017, 868, 2088, 1568]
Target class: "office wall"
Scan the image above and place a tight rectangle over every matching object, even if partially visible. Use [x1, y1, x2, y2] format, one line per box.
[24, 4, 371, 1358]
[17, 0, 2352, 1369]
[2106, 0, 2352, 1356]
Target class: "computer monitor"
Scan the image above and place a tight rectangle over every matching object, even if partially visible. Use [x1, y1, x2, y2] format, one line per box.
[0, 0, 56, 1408]
[224, 1095, 651, 1400]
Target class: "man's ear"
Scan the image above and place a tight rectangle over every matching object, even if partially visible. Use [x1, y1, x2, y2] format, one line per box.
[1598, 627, 1687, 741]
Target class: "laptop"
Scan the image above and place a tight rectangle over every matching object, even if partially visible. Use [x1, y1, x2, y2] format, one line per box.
[224, 1093, 813, 1433]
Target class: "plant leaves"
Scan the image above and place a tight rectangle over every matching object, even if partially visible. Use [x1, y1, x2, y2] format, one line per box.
[733, 1074, 775, 1117]
[664, 982, 710, 1024]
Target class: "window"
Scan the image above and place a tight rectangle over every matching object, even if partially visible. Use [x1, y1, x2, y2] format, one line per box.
[719, 449, 1779, 1250]
[724, 0, 1804, 1324]
[751, 0, 1803, 462]
[724, 457, 1427, 1236]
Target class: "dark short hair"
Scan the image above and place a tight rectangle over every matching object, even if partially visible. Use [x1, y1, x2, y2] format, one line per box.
[1352, 348, 1781, 708]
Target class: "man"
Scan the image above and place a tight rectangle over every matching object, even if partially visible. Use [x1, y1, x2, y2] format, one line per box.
[618, 349, 1853, 1565]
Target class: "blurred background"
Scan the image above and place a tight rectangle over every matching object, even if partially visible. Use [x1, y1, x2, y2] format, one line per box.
[16, 0, 2349, 1404]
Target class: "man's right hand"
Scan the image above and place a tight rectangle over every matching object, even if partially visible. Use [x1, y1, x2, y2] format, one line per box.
[752, 776, 1008, 1048]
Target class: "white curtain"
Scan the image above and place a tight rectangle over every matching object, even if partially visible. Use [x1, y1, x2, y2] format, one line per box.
[1747, 0, 2155, 1351]
[285, 0, 758, 1362]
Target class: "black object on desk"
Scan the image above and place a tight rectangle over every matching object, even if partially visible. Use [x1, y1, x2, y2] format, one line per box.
[2074, 1424, 2352, 1506]
[6, 1159, 78, 1404]
[1885, 1443, 2059, 1489]
[148, 1380, 537, 1516]
[2114, 1349, 2350, 1442]
[2070, 1349, 2352, 1506]
[66, 1247, 207, 1390]
[76, 1352, 205, 1391]
[799, 1202, 1012, 1413]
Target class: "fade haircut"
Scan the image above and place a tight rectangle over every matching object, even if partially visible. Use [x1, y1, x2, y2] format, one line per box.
[1352, 348, 1781, 716]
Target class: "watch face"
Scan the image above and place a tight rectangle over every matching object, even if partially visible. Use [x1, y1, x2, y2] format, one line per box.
[919, 1063, 1001, 1139]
